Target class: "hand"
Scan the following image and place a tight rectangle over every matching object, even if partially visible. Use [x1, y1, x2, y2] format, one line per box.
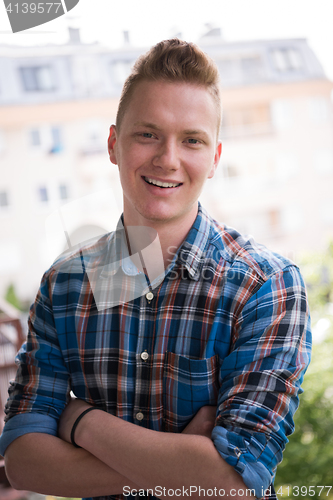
[58, 398, 92, 444]
[182, 406, 217, 439]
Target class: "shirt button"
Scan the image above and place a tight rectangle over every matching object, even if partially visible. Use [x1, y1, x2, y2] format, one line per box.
[146, 291, 154, 301]
[136, 412, 144, 421]
[234, 447, 242, 458]
[141, 351, 149, 361]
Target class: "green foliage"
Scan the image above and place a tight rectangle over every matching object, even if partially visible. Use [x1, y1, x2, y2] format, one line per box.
[274, 243, 333, 499]
[274, 324, 333, 491]
[298, 241, 333, 311]
[4, 283, 22, 310]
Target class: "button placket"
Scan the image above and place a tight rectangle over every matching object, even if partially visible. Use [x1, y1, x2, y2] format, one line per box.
[136, 411, 144, 421]
[141, 350, 149, 361]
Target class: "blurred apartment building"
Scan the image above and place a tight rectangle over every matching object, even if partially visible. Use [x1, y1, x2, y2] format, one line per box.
[0, 27, 333, 303]
[199, 29, 333, 263]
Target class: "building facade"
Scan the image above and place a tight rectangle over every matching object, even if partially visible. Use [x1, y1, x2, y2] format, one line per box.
[0, 28, 332, 302]
[199, 33, 333, 261]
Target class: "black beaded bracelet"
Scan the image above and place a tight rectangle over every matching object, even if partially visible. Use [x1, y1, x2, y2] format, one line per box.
[70, 407, 100, 448]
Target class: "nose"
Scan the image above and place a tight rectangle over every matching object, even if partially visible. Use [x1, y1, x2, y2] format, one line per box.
[152, 139, 180, 171]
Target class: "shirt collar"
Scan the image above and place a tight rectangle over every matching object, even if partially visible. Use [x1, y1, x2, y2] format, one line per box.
[99, 216, 142, 278]
[175, 203, 212, 281]
[99, 216, 167, 290]
[98, 203, 212, 283]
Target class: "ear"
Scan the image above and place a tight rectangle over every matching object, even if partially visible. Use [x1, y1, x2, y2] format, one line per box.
[108, 125, 118, 165]
[208, 140, 222, 179]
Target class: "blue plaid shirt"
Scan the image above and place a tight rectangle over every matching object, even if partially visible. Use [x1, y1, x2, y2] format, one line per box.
[0, 204, 311, 500]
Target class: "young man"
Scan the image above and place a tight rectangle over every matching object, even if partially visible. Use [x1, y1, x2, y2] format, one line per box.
[0, 39, 311, 500]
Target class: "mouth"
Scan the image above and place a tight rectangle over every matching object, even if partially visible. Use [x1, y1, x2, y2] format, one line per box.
[143, 177, 182, 189]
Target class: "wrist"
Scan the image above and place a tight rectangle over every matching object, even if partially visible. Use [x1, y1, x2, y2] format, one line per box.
[71, 407, 102, 448]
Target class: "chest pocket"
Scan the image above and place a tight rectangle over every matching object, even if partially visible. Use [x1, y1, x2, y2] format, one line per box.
[163, 351, 220, 433]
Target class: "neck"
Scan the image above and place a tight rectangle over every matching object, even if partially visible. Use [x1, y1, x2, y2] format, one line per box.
[123, 205, 198, 270]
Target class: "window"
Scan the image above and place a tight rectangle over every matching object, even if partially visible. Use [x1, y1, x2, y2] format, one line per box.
[19, 65, 55, 91]
[80, 119, 105, 155]
[29, 125, 63, 153]
[271, 48, 303, 72]
[271, 100, 292, 130]
[87, 120, 102, 144]
[59, 184, 69, 200]
[217, 58, 239, 82]
[30, 128, 41, 147]
[50, 126, 63, 153]
[0, 191, 9, 208]
[38, 187, 48, 203]
[110, 60, 134, 87]
[241, 56, 263, 80]
[224, 104, 270, 127]
[217, 55, 264, 85]
[222, 103, 272, 137]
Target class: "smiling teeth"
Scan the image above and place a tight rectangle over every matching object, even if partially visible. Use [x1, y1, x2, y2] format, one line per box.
[145, 177, 181, 188]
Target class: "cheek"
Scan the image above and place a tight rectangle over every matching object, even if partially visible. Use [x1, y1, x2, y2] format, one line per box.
[124, 145, 150, 167]
[190, 158, 215, 182]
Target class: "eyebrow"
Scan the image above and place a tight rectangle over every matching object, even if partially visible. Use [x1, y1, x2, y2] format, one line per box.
[133, 121, 162, 130]
[183, 129, 211, 143]
[183, 129, 208, 136]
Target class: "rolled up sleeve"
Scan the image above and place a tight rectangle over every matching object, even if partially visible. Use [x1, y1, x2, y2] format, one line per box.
[0, 270, 70, 456]
[0, 413, 58, 456]
[212, 265, 312, 498]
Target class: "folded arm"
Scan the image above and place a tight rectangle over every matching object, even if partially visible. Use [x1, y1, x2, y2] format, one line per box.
[211, 265, 312, 497]
[5, 432, 139, 498]
[58, 399, 250, 500]
[5, 404, 247, 499]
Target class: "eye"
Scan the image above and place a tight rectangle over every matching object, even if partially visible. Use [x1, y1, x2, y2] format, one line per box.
[186, 138, 201, 144]
[142, 132, 154, 139]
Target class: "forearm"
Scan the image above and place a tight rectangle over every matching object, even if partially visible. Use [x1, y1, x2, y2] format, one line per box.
[76, 411, 250, 499]
[5, 433, 139, 498]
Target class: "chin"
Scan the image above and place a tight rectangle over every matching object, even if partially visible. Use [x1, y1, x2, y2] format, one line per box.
[145, 207, 193, 226]
[138, 207, 176, 223]
[144, 212, 175, 223]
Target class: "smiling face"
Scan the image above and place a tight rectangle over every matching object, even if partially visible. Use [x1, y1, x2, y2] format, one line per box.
[108, 79, 222, 230]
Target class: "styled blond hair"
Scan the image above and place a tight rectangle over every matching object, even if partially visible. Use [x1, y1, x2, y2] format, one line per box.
[116, 39, 222, 136]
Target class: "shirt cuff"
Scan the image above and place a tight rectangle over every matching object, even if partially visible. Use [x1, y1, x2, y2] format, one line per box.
[211, 426, 280, 499]
[0, 413, 58, 457]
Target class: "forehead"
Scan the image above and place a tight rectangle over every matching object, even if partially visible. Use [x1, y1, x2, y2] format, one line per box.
[120, 80, 219, 135]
